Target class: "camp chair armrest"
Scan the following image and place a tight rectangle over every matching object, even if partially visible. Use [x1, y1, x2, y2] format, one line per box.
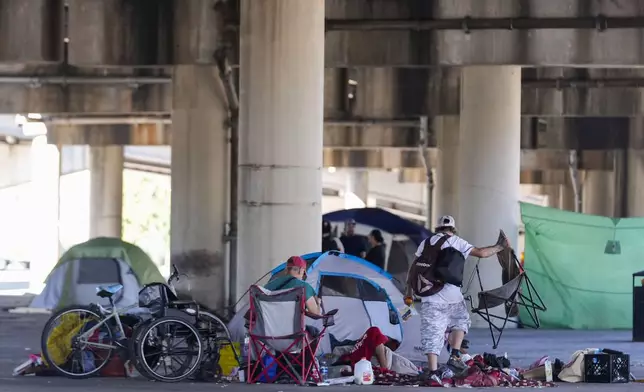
[306, 308, 338, 327]
[169, 300, 198, 308]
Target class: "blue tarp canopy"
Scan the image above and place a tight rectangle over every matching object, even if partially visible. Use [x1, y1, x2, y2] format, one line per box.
[323, 207, 431, 245]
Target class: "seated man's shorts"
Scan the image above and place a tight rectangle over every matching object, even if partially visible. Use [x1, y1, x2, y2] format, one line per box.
[420, 301, 470, 356]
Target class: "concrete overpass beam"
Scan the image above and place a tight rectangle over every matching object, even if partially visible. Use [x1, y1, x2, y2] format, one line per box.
[238, 0, 324, 296]
[326, 0, 644, 66]
[67, 0, 171, 66]
[0, 0, 62, 63]
[89, 145, 123, 238]
[457, 66, 521, 327]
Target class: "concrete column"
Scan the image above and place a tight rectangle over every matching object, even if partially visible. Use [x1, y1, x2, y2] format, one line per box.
[582, 171, 615, 217]
[435, 116, 460, 221]
[30, 137, 61, 291]
[238, 0, 324, 297]
[67, 0, 169, 66]
[627, 118, 644, 217]
[0, 0, 62, 63]
[89, 146, 123, 238]
[458, 66, 521, 327]
[171, 65, 229, 310]
[345, 169, 369, 208]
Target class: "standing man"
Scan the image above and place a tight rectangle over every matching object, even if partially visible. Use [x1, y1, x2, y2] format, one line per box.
[406, 215, 509, 384]
[322, 220, 344, 252]
[339, 219, 368, 258]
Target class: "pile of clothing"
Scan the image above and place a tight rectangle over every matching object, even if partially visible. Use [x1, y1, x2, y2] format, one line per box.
[372, 354, 556, 388]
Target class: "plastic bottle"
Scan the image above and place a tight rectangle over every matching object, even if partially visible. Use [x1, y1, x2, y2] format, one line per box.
[353, 358, 374, 385]
[544, 360, 553, 382]
[319, 357, 329, 382]
[240, 333, 250, 362]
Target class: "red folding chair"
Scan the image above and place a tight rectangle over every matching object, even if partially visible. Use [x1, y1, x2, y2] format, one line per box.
[246, 285, 337, 385]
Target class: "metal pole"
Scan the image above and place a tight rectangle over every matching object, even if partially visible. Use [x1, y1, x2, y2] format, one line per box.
[326, 16, 644, 32]
[522, 78, 644, 89]
[0, 76, 171, 85]
[215, 49, 240, 311]
[418, 116, 434, 229]
[46, 117, 171, 125]
[325, 119, 420, 127]
[568, 150, 581, 213]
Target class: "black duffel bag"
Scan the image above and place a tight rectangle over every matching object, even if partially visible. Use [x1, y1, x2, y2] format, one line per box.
[434, 247, 466, 286]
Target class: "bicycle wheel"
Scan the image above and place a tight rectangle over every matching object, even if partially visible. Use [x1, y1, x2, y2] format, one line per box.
[136, 316, 203, 382]
[40, 305, 114, 379]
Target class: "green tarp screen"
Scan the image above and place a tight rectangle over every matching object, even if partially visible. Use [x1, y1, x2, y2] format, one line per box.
[520, 202, 644, 329]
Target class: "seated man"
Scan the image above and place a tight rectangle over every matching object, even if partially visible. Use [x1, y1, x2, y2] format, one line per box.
[264, 256, 321, 316]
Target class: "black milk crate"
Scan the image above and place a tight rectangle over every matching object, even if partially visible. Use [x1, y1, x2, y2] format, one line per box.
[583, 352, 630, 383]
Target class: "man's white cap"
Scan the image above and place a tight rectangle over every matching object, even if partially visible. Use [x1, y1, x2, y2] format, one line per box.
[436, 215, 456, 228]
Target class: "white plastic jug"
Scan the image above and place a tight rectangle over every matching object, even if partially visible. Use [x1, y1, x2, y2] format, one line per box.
[353, 358, 374, 385]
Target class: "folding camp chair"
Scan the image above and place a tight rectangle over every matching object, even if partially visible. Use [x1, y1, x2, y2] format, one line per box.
[246, 285, 338, 385]
[464, 245, 546, 349]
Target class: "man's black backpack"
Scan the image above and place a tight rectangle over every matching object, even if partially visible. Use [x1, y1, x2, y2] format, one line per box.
[407, 234, 466, 297]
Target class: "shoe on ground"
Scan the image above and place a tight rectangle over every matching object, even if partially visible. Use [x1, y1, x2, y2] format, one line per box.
[447, 355, 468, 375]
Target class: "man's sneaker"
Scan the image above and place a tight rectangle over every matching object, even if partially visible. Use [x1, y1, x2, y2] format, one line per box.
[447, 355, 468, 375]
[429, 372, 444, 387]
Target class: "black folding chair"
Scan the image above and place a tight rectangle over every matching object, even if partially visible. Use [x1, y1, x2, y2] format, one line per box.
[465, 247, 546, 349]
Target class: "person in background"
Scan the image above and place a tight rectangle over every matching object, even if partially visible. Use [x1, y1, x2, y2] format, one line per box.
[365, 229, 386, 269]
[339, 219, 368, 258]
[322, 220, 345, 253]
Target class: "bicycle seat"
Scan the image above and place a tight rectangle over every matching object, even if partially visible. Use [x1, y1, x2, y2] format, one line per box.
[96, 284, 123, 298]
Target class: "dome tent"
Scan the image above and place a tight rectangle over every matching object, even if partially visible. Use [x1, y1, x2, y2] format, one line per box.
[228, 251, 425, 362]
[30, 237, 164, 310]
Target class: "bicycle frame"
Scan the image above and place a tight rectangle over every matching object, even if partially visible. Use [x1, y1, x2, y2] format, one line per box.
[77, 303, 138, 350]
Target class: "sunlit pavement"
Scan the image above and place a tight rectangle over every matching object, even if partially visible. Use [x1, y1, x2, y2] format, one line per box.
[1, 296, 643, 391]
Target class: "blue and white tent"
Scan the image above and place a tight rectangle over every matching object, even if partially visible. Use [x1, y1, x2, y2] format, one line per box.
[228, 251, 424, 362]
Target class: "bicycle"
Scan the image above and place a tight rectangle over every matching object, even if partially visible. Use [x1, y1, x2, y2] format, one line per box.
[40, 284, 142, 378]
[40, 265, 198, 379]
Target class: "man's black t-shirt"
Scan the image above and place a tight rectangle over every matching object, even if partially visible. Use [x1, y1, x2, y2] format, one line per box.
[365, 244, 386, 269]
[340, 234, 368, 257]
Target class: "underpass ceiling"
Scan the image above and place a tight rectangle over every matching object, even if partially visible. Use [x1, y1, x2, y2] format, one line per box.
[2, 67, 644, 117]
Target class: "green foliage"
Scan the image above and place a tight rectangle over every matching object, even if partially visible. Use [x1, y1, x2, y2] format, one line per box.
[122, 170, 170, 268]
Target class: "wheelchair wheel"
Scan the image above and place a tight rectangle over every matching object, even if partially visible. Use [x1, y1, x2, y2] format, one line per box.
[192, 310, 236, 381]
[136, 316, 203, 382]
[129, 319, 156, 378]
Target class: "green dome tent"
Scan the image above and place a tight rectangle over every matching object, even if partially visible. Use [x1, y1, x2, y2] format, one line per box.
[30, 237, 165, 310]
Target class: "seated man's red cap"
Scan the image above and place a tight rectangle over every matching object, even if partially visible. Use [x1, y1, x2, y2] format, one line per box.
[287, 256, 307, 269]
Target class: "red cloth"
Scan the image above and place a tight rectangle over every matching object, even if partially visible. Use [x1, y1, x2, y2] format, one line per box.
[340, 327, 389, 366]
